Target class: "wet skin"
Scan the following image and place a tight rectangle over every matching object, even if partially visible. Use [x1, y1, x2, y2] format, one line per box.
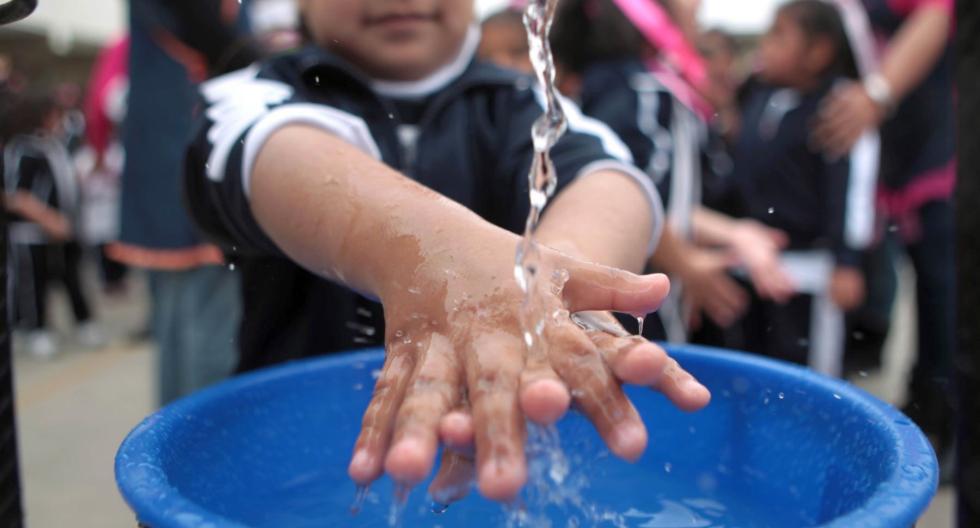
[251, 126, 711, 503]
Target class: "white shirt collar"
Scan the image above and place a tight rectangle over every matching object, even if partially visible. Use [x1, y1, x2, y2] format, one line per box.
[370, 25, 481, 100]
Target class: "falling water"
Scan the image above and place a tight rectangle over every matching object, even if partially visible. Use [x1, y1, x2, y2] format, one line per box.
[514, 0, 568, 318]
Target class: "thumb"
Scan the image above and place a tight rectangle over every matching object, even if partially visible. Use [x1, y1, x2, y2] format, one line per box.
[561, 259, 670, 314]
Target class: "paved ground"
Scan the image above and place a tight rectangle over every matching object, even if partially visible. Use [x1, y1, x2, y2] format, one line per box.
[10, 263, 957, 527]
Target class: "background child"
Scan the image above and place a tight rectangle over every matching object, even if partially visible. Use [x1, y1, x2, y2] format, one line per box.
[2, 94, 100, 357]
[477, 6, 533, 74]
[550, 0, 794, 342]
[728, 0, 877, 374]
[185, 0, 709, 504]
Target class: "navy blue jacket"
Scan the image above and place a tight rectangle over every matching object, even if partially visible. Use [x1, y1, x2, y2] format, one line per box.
[184, 31, 658, 370]
[732, 78, 873, 267]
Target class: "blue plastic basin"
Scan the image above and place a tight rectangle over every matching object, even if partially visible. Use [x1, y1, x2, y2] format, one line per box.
[116, 345, 937, 527]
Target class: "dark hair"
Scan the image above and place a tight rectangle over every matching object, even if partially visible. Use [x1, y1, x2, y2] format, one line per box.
[0, 92, 55, 143]
[778, 0, 859, 79]
[551, 0, 648, 74]
[700, 28, 738, 58]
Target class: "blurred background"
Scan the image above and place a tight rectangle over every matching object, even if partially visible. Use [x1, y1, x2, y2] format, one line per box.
[0, 0, 966, 526]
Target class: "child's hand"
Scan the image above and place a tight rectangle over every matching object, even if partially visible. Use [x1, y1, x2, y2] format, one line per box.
[679, 248, 748, 329]
[829, 266, 865, 311]
[730, 220, 796, 303]
[346, 228, 710, 501]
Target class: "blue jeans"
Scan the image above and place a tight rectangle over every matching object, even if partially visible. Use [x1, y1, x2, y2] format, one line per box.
[148, 266, 241, 405]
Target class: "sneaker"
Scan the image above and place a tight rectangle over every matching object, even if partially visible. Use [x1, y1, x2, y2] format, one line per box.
[27, 330, 57, 359]
[76, 322, 108, 349]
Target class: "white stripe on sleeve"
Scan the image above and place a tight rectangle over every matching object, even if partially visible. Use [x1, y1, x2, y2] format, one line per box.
[241, 103, 382, 197]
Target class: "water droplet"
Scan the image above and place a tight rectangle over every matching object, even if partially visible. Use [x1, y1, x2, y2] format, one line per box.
[777, 392, 785, 400]
[767, 207, 775, 214]
[833, 393, 842, 400]
[350, 485, 369, 515]
[387, 113, 395, 119]
[858, 370, 869, 378]
[314, 75, 320, 85]
[228, 263, 236, 271]
[353, 383, 364, 391]
[763, 397, 770, 405]
[663, 463, 672, 473]
[430, 501, 449, 514]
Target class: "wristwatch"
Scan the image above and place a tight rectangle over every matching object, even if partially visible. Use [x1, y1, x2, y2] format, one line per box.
[863, 73, 895, 115]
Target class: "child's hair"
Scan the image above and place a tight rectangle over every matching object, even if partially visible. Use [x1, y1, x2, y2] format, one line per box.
[0, 92, 54, 143]
[551, 0, 648, 75]
[778, 0, 859, 80]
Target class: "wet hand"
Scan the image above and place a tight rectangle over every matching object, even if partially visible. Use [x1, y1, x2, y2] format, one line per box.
[346, 229, 710, 502]
[812, 82, 885, 160]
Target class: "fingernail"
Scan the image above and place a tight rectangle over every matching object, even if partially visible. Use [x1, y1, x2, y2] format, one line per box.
[351, 449, 371, 470]
[611, 423, 645, 457]
[683, 379, 706, 393]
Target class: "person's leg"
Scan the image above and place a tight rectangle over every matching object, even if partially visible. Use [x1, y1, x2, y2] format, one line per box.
[98, 244, 127, 293]
[26, 245, 48, 331]
[147, 270, 182, 405]
[171, 265, 241, 398]
[903, 200, 956, 456]
[59, 243, 92, 324]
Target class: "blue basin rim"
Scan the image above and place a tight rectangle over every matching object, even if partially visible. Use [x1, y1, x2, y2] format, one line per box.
[115, 345, 938, 528]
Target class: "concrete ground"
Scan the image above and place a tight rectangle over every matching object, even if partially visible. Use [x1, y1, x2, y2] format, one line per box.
[11, 262, 957, 527]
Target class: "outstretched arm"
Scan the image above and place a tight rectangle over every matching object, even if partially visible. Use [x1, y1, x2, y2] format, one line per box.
[249, 124, 708, 501]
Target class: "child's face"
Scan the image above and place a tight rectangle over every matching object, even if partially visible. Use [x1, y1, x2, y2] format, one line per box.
[478, 19, 532, 74]
[299, 0, 474, 81]
[758, 12, 809, 87]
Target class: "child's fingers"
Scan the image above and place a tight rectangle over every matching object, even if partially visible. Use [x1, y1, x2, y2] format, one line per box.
[348, 342, 418, 484]
[560, 259, 670, 314]
[463, 332, 527, 501]
[519, 324, 571, 424]
[587, 331, 667, 387]
[439, 410, 475, 454]
[428, 450, 476, 509]
[384, 335, 460, 485]
[548, 327, 648, 461]
[651, 357, 711, 412]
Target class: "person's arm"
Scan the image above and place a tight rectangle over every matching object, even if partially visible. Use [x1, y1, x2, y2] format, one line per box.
[3, 191, 71, 241]
[813, 2, 952, 157]
[823, 142, 875, 311]
[690, 206, 796, 302]
[244, 125, 708, 502]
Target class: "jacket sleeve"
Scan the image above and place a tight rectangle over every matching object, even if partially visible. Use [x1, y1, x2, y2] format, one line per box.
[494, 82, 665, 254]
[183, 65, 383, 257]
[823, 131, 879, 267]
